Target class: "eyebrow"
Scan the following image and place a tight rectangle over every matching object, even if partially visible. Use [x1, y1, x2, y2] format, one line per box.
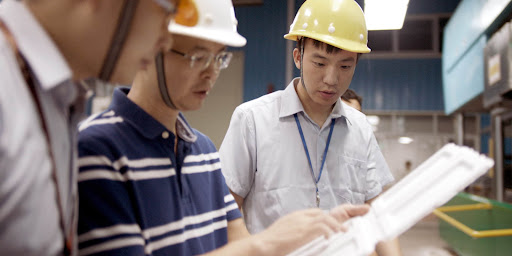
[340, 57, 356, 63]
[191, 46, 209, 52]
[191, 45, 228, 54]
[312, 53, 328, 60]
[312, 53, 355, 63]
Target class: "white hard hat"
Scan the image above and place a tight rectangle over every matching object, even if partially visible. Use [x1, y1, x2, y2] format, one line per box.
[169, 0, 247, 47]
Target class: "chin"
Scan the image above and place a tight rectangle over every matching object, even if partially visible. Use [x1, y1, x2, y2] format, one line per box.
[183, 104, 203, 112]
[315, 98, 337, 106]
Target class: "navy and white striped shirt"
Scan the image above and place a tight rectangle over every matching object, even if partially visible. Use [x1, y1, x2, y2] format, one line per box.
[77, 88, 241, 256]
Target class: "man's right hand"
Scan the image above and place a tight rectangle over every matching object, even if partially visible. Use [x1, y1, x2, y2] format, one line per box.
[253, 204, 370, 256]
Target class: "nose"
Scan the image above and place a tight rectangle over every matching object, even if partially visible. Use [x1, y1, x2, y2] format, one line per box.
[323, 66, 339, 86]
[200, 63, 220, 87]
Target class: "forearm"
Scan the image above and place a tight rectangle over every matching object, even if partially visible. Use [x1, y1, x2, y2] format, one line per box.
[375, 238, 402, 256]
[227, 218, 251, 242]
[201, 235, 267, 256]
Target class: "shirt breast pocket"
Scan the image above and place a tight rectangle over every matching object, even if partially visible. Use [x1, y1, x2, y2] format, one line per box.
[338, 155, 367, 194]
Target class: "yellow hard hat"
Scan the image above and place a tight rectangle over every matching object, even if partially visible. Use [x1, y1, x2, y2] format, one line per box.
[284, 0, 371, 53]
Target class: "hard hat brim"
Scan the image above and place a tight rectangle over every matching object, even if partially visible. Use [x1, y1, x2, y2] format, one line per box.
[170, 23, 247, 47]
[284, 32, 371, 54]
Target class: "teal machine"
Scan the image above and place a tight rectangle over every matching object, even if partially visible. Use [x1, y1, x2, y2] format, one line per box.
[441, 1, 512, 255]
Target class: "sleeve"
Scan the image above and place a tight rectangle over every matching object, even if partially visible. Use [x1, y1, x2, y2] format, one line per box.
[364, 130, 395, 201]
[222, 179, 242, 221]
[219, 107, 257, 199]
[77, 131, 145, 256]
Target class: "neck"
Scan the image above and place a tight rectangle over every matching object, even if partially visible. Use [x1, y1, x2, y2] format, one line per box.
[129, 71, 179, 134]
[295, 79, 333, 127]
[27, 0, 121, 82]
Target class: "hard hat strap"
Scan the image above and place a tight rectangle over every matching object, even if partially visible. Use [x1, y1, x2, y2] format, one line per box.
[99, 0, 139, 81]
[299, 37, 308, 90]
[155, 51, 178, 109]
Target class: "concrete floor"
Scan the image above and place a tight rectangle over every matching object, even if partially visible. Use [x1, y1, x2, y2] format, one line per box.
[398, 215, 457, 256]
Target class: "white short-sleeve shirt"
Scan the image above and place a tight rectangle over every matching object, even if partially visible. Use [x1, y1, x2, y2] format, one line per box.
[0, 1, 85, 254]
[219, 78, 394, 234]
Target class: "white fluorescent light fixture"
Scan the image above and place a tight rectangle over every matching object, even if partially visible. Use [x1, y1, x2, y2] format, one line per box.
[398, 137, 413, 144]
[365, 0, 409, 30]
[366, 115, 380, 126]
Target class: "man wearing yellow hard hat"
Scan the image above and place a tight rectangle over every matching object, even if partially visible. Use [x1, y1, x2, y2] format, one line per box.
[75, 0, 369, 255]
[220, 0, 401, 255]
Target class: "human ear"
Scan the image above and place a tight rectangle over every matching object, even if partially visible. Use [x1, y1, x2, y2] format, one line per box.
[292, 48, 301, 70]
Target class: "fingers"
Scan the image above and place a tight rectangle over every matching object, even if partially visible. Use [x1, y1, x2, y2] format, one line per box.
[344, 204, 370, 217]
[314, 212, 341, 236]
[329, 204, 370, 223]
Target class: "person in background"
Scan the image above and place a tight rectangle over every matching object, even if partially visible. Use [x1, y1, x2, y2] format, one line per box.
[219, 0, 401, 255]
[76, 0, 370, 255]
[341, 88, 363, 111]
[0, 0, 177, 255]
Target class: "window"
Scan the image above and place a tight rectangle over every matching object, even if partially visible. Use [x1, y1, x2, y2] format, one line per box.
[366, 14, 451, 58]
[399, 20, 433, 51]
[368, 30, 393, 52]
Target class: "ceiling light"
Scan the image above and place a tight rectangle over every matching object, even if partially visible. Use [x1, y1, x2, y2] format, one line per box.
[365, 0, 409, 30]
[398, 136, 413, 144]
[366, 115, 380, 126]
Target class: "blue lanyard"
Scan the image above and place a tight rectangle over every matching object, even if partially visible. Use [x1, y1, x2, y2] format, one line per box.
[294, 113, 335, 207]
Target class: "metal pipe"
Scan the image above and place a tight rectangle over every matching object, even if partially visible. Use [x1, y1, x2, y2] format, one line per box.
[494, 114, 504, 202]
[455, 113, 464, 145]
[285, 0, 295, 84]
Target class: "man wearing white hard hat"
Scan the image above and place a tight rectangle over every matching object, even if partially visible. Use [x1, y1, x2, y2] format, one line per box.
[76, 0, 369, 255]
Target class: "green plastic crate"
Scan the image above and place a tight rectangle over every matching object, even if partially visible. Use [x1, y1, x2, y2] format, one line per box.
[437, 193, 512, 256]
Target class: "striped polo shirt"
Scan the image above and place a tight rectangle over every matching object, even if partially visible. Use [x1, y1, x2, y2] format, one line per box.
[77, 87, 241, 256]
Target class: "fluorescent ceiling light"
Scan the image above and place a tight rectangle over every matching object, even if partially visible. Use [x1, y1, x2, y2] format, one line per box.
[367, 115, 380, 132]
[365, 0, 409, 30]
[366, 115, 380, 126]
[398, 136, 413, 144]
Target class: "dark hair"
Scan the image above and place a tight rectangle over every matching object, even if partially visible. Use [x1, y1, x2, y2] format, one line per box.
[341, 89, 362, 105]
[296, 37, 362, 60]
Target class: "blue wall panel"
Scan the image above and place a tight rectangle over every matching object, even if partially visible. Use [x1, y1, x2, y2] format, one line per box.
[350, 58, 444, 111]
[481, 133, 491, 154]
[406, 0, 461, 14]
[235, 1, 288, 102]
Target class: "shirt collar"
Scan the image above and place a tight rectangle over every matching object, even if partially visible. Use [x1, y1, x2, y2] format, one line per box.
[279, 78, 352, 125]
[0, 0, 72, 91]
[110, 87, 197, 143]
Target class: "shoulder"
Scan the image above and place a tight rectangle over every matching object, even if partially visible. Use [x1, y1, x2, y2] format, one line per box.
[79, 110, 126, 136]
[343, 104, 370, 126]
[236, 90, 283, 113]
[78, 110, 130, 157]
[230, 91, 284, 127]
[341, 104, 375, 139]
[190, 128, 217, 152]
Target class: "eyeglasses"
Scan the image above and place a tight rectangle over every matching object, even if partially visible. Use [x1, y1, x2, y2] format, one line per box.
[153, 0, 177, 16]
[170, 49, 233, 71]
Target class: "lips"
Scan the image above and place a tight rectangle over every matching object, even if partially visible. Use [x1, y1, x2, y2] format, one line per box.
[194, 90, 209, 99]
[321, 90, 336, 95]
